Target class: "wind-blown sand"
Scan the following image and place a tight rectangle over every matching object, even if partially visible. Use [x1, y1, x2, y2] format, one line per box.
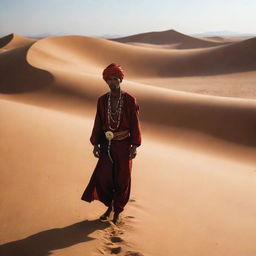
[1, 31, 256, 256]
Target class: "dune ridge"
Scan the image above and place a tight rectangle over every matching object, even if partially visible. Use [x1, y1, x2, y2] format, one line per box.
[0, 44, 53, 93]
[0, 33, 36, 50]
[110, 29, 235, 49]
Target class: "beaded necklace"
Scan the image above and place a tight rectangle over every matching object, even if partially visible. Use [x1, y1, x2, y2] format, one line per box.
[107, 90, 124, 131]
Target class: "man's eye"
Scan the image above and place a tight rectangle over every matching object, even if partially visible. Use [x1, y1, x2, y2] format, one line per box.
[108, 77, 118, 81]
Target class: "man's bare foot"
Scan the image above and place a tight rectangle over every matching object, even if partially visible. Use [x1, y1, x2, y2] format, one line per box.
[100, 205, 113, 221]
[112, 212, 121, 224]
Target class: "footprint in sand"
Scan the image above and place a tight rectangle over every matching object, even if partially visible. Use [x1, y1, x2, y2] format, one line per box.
[124, 251, 144, 256]
[106, 244, 122, 254]
[110, 236, 124, 243]
[97, 205, 143, 255]
[98, 222, 125, 254]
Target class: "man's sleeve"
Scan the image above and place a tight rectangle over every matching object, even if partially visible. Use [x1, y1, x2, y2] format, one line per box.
[90, 98, 102, 145]
[130, 99, 142, 147]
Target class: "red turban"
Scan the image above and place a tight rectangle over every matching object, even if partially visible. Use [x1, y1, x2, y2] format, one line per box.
[102, 63, 124, 82]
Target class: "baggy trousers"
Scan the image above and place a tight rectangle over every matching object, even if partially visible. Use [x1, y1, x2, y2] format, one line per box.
[81, 137, 132, 213]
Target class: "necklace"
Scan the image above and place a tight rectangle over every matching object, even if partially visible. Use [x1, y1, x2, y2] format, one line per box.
[107, 90, 124, 131]
[110, 92, 122, 115]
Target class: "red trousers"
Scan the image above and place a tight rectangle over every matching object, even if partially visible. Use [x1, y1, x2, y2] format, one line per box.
[81, 137, 132, 213]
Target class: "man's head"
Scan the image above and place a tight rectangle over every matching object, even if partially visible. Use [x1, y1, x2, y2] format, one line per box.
[106, 75, 121, 91]
[102, 63, 124, 91]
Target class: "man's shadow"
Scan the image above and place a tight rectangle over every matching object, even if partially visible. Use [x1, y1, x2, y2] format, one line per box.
[0, 219, 110, 256]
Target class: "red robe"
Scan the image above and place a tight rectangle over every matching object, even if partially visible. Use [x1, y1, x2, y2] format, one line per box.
[81, 91, 142, 213]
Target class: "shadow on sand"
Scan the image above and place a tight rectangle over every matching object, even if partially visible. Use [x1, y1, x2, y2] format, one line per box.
[0, 219, 110, 256]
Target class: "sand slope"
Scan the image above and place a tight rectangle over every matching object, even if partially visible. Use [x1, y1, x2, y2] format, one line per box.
[0, 33, 36, 50]
[1, 31, 256, 256]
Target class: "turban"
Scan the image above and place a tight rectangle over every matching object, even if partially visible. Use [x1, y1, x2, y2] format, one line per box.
[102, 63, 124, 82]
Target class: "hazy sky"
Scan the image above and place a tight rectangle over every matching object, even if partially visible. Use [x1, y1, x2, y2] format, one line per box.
[1, 0, 255, 37]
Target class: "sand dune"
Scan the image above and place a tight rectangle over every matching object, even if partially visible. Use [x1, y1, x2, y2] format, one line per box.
[32, 35, 256, 77]
[1, 31, 256, 256]
[110, 29, 235, 49]
[0, 33, 36, 50]
[1, 33, 256, 94]
[4, 33, 255, 79]
[0, 44, 53, 93]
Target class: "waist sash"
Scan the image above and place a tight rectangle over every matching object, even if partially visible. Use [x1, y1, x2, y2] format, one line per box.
[112, 129, 130, 140]
[104, 129, 130, 163]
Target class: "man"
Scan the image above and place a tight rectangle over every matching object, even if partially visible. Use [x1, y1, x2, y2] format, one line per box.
[81, 63, 142, 225]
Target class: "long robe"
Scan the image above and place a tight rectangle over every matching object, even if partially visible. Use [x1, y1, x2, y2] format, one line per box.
[81, 91, 142, 213]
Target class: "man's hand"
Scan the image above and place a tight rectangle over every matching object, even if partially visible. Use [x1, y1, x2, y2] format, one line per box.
[93, 145, 101, 158]
[129, 145, 137, 160]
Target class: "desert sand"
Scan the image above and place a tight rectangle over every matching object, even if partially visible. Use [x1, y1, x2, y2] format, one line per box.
[1, 30, 256, 256]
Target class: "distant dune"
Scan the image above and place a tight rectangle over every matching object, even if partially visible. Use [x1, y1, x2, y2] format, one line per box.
[0, 41, 53, 93]
[110, 29, 237, 49]
[0, 33, 36, 50]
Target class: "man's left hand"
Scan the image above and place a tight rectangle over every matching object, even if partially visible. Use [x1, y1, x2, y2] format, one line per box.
[129, 145, 137, 160]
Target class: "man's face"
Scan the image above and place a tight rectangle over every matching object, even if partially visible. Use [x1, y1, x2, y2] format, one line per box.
[107, 75, 121, 91]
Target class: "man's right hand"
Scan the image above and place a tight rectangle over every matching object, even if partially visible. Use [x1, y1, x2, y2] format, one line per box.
[93, 145, 100, 158]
